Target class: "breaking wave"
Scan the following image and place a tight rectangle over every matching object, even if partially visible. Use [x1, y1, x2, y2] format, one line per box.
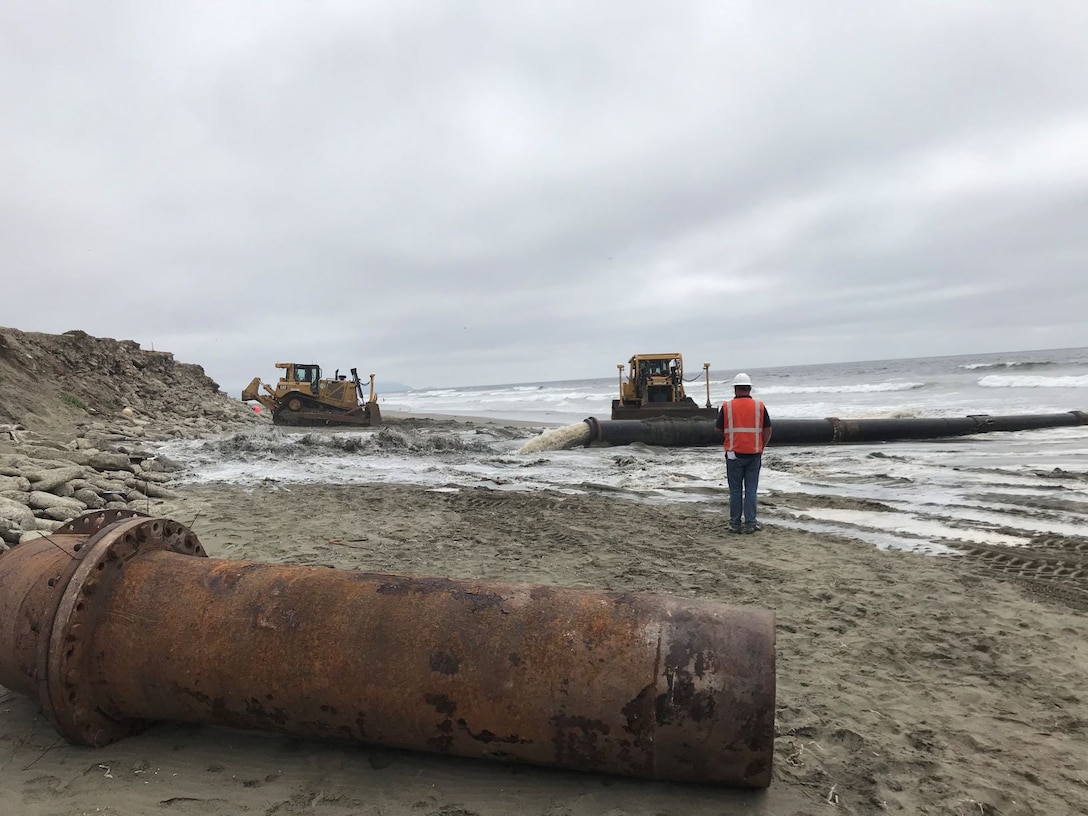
[978, 375, 1088, 389]
[960, 360, 1059, 371]
[756, 381, 926, 395]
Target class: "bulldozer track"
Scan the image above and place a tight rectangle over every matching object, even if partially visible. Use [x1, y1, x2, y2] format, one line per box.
[951, 538, 1088, 612]
[1009, 578, 1088, 613]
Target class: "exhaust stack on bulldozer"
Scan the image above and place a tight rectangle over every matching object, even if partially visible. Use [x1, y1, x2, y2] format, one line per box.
[242, 362, 381, 427]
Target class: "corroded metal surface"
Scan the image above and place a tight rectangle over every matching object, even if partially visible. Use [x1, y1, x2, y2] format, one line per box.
[0, 517, 205, 745]
[0, 513, 776, 787]
[50, 508, 148, 536]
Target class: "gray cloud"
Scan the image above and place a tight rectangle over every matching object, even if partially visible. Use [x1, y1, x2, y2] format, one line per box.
[2, 1, 1086, 394]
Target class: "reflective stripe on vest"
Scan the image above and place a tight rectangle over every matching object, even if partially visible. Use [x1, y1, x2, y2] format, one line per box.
[723, 398, 765, 454]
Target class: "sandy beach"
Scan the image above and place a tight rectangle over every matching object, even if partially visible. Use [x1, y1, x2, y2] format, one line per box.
[2, 421, 1087, 816]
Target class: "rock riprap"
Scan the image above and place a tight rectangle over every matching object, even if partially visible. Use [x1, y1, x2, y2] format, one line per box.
[0, 325, 270, 549]
[0, 435, 187, 548]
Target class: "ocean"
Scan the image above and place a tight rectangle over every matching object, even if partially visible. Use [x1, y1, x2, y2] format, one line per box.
[159, 347, 1088, 556]
[378, 347, 1088, 424]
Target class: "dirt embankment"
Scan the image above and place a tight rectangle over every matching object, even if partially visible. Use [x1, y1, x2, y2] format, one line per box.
[0, 326, 263, 548]
[0, 326, 259, 440]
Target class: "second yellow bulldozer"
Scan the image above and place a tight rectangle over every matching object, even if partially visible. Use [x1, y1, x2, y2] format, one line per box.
[242, 363, 382, 427]
[611, 353, 717, 420]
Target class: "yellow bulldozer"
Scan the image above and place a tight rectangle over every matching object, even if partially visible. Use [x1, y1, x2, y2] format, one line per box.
[611, 353, 717, 420]
[242, 363, 382, 427]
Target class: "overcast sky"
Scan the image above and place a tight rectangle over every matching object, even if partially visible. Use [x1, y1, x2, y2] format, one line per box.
[2, 2, 1086, 393]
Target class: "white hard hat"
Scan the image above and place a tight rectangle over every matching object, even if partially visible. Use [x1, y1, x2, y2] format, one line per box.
[732, 372, 753, 387]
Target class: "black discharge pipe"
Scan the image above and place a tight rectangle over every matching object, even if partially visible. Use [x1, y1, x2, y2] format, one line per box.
[582, 411, 1088, 448]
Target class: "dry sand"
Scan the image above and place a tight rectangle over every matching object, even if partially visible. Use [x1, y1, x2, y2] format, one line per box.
[2, 423, 1087, 815]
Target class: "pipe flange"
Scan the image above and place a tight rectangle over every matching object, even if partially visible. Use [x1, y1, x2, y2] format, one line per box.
[826, 417, 844, 443]
[39, 516, 206, 746]
[50, 509, 149, 537]
[583, 416, 601, 446]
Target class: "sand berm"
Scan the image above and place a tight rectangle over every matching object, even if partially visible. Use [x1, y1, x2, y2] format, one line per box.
[1, 326, 1086, 815]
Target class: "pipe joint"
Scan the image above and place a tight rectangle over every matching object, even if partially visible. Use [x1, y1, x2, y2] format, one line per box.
[30, 514, 206, 746]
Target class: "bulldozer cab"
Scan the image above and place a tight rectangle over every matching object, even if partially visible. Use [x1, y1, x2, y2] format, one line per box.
[277, 363, 320, 395]
[627, 354, 684, 404]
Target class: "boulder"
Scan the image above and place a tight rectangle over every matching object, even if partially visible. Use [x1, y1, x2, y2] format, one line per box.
[97, 489, 130, 505]
[0, 495, 35, 527]
[0, 423, 27, 444]
[17, 446, 90, 466]
[73, 488, 107, 509]
[0, 517, 19, 545]
[125, 488, 148, 504]
[135, 470, 172, 484]
[41, 505, 80, 521]
[30, 438, 70, 452]
[145, 454, 184, 472]
[0, 475, 30, 492]
[124, 478, 175, 498]
[53, 481, 76, 498]
[87, 475, 128, 491]
[88, 451, 135, 473]
[0, 454, 32, 475]
[26, 491, 86, 513]
[141, 481, 175, 500]
[27, 465, 85, 493]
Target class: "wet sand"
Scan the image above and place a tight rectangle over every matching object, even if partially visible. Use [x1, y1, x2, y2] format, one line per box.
[2, 437, 1088, 814]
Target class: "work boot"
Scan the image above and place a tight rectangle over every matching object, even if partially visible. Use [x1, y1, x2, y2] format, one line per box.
[728, 524, 743, 534]
[744, 523, 763, 534]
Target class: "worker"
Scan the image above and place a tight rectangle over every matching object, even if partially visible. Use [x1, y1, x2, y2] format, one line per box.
[715, 373, 772, 534]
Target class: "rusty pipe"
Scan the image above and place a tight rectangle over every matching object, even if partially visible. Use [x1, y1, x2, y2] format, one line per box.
[0, 512, 776, 787]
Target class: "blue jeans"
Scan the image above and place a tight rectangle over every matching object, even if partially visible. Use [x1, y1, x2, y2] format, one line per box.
[726, 454, 762, 529]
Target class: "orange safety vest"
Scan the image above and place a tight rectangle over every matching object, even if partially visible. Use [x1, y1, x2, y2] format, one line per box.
[722, 398, 766, 454]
